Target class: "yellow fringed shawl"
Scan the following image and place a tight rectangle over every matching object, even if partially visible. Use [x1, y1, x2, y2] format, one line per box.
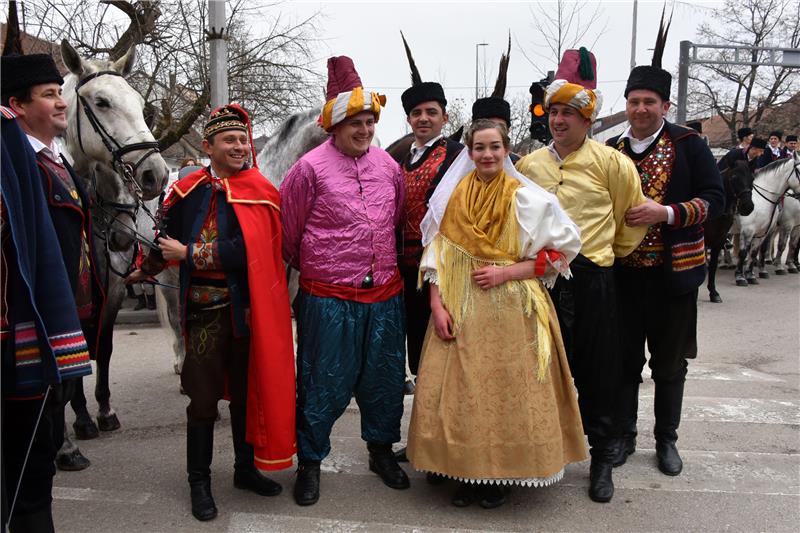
[426, 170, 555, 382]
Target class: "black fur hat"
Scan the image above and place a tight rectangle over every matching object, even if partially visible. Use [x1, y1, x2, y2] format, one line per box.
[786, 134, 798, 142]
[1, 54, 64, 96]
[749, 137, 768, 149]
[472, 97, 511, 126]
[625, 7, 672, 101]
[737, 127, 753, 140]
[768, 130, 783, 140]
[401, 82, 447, 116]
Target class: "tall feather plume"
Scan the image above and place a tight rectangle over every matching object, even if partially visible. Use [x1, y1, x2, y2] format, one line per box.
[651, 4, 673, 69]
[491, 32, 512, 99]
[2, 1, 24, 56]
[400, 31, 423, 86]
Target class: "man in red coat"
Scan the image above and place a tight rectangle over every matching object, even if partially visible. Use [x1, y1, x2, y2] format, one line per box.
[127, 105, 295, 521]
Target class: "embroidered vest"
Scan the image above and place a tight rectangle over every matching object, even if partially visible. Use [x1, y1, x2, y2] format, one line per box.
[401, 143, 447, 267]
[38, 153, 93, 319]
[616, 132, 676, 268]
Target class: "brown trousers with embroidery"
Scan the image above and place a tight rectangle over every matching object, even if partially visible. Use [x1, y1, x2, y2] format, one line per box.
[181, 305, 249, 423]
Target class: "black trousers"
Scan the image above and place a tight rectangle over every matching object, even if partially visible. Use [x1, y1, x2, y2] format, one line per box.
[400, 265, 430, 377]
[549, 255, 621, 442]
[615, 266, 698, 383]
[2, 391, 57, 524]
[181, 305, 249, 423]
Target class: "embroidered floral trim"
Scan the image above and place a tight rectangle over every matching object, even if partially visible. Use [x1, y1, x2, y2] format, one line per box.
[191, 241, 219, 270]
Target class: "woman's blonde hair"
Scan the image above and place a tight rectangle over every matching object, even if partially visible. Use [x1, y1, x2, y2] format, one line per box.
[465, 119, 510, 150]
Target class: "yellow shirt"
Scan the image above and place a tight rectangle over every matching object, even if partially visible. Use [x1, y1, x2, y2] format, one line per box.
[515, 138, 647, 267]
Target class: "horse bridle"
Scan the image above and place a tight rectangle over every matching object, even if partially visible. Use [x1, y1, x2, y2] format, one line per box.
[75, 70, 175, 287]
[74, 70, 160, 197]
[751, 160, 800, 205]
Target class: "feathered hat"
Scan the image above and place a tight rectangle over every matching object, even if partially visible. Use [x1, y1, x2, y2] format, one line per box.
[625, 6, 672, 101]
[472, 34, 512, 126]
[318, 56, 385, 132]
[545, 47, 603, 121]
[399, 32, 447, 116]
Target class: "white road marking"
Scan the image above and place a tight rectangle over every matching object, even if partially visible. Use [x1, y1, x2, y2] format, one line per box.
[52, 486, 151, 505]
[682, 363, 783, 382]
[228, 513, 506, 533]
[637, 396, 800, 425]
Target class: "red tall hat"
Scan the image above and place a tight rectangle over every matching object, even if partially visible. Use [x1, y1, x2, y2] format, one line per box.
[325, 56, 363, 101]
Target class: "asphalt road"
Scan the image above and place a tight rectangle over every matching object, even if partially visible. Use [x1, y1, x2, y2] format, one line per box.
[52, 267, 799, 532]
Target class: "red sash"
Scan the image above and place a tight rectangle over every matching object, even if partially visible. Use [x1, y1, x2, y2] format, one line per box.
[300, 270, 403, 304]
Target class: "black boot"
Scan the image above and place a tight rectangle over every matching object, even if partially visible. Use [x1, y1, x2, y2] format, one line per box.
[367, 442, 410, 489]
[133, 294, 147, 311]
[393, 445, 408, 462]
[230, 408, 282, 496]
[654, 377, 685, 476]
[293, 460, 321, 506]
[187, 421, 217, 521]
[587, 438, 615, 503]
[8, 506, 55, 533]
[613, 382, 640, 467]
[145, 293, 156, 310]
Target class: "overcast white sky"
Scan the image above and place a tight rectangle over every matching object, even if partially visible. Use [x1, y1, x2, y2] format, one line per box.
[272, 0, 724, 142]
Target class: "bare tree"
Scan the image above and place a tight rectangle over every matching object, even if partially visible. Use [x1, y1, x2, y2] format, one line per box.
[518, 0, 608, 78]
[687, 0, 800, 144]
[20, 0, 322, 153]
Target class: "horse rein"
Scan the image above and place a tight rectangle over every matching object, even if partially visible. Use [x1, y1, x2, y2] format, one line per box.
[751, 160, 800, 206]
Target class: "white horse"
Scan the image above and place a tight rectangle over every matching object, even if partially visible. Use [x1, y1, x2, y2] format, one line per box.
[735, 151, 800, 285]
[59, 40, 170, 437]
[773, 193, 800, 275]
[158, 108, 329, 376]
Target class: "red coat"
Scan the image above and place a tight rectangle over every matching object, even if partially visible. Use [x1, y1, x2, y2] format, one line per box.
[167, 167, 297, 470]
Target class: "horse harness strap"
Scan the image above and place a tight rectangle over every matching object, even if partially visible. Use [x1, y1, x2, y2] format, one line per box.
[74, 70, 160, 194]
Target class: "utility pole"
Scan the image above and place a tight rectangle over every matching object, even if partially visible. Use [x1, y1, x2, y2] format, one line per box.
[475, 42, 488, 101]
[630, 0, 638, 70]
[208, 0, 228, 108]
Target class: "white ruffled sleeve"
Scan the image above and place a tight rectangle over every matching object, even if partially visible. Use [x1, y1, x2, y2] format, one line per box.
[419, 238, 440, 285]
[515, 186, 582, 287]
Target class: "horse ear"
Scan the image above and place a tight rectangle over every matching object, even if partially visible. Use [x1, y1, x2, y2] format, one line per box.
[61, 39, 86, 76]
[112, 46, 137, 76]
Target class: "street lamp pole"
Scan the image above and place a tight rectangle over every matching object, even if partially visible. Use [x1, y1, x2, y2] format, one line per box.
[475, 42, 488, 101]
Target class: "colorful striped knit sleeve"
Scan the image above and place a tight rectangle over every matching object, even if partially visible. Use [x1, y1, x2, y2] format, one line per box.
[668, 198, 710, 228]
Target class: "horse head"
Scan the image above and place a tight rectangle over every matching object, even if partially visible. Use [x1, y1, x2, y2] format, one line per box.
[730, 160, 754, 216]
[790, 150, 800, 194]
[60, 40, 168, 201]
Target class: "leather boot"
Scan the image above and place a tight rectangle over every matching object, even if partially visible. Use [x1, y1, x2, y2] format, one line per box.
[367, 442, 410, 489]
[612, 382, 640, 467]
[8, 506, 55, 533]
[187, 421, 217, 521]
[587, 438, 615, 503]
[230, 407, 282, 496]
[133, 294, 147, 311]
[654, 377, 685, 476]
[145, 294, 156, 310]
[293, 460, 321, 506]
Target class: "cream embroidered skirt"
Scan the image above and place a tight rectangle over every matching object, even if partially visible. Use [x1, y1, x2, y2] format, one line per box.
[407, 287, 587, 486]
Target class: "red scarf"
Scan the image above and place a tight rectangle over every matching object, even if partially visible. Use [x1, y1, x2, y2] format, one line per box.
[169, 167, 296, 470]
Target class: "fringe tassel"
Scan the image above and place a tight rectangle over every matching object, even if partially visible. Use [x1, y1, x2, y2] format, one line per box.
[431, 231, 553, 382]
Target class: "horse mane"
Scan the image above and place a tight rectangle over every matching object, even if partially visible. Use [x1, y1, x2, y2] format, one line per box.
[754, 154, 795, 178]
[651, 4, 673, 69]
[491, 33, 511, 99]
[256, 108, 329, 186]
[400, 31, 423, 86]
[2, 1, 24, 56]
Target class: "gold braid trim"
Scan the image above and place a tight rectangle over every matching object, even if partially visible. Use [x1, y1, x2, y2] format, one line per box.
[424, 205, 553, 382]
